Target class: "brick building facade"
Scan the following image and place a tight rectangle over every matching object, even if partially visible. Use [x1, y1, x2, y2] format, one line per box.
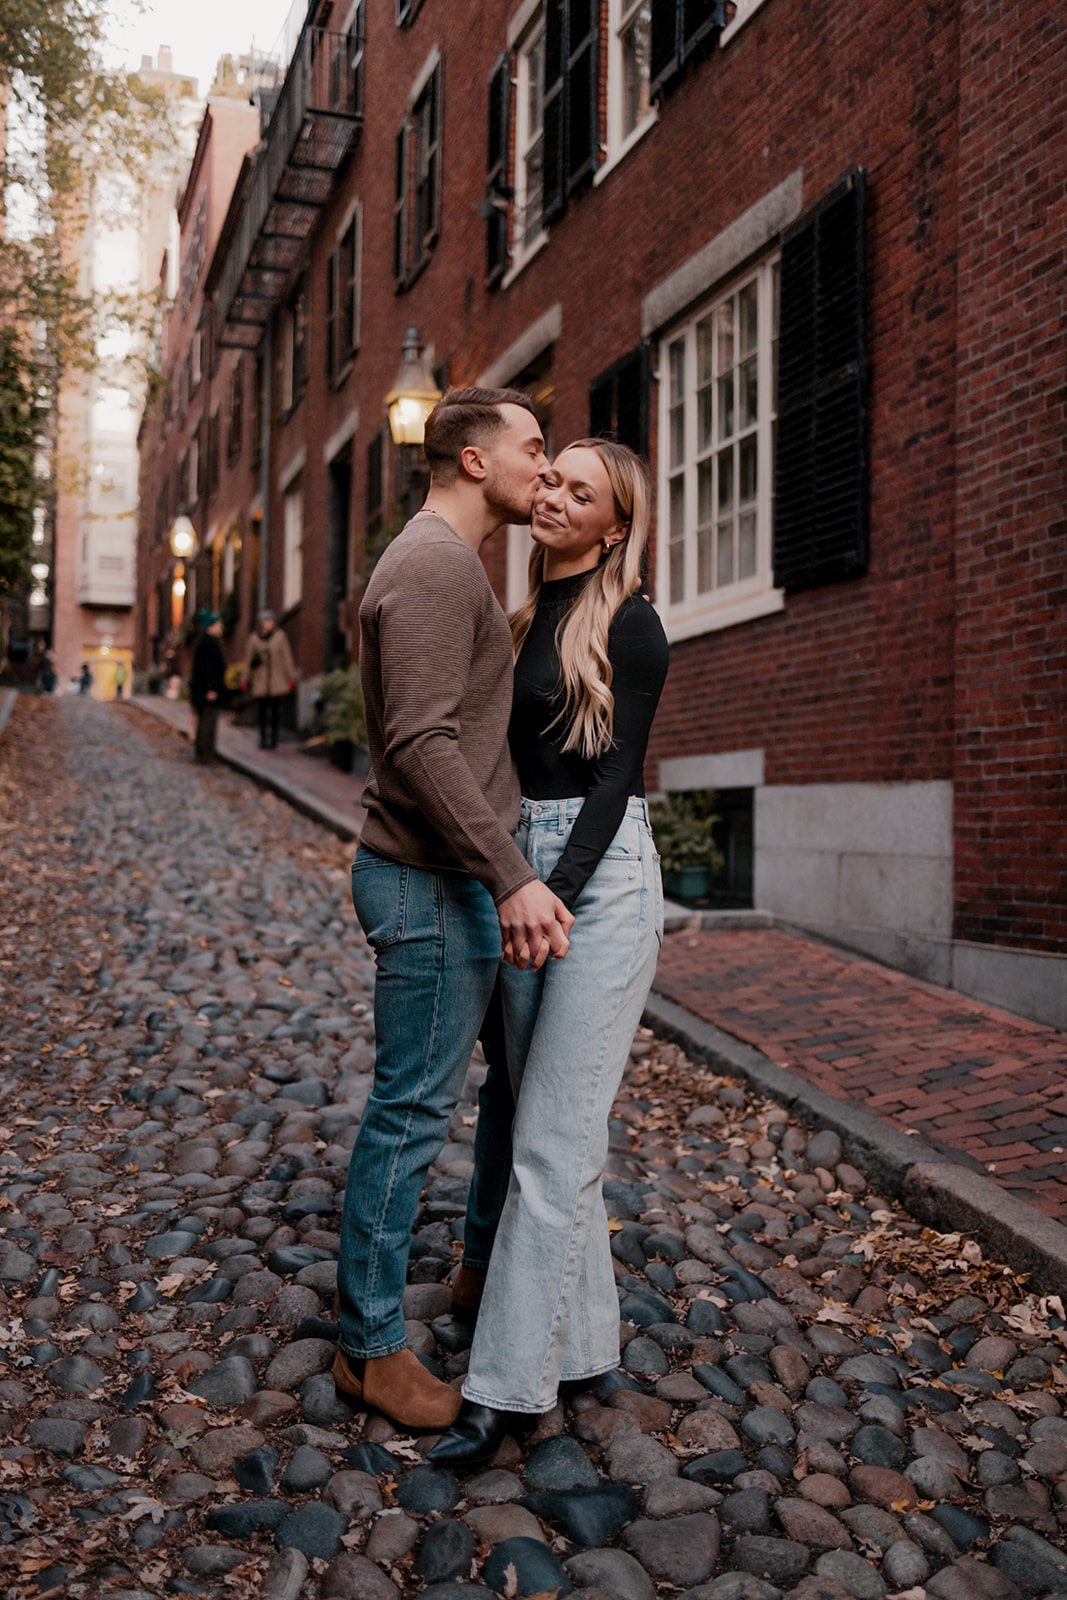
[135, 0, 1067, 1027]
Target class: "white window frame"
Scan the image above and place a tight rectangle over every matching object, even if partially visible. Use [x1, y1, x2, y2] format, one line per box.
[283, 480, 304, 611]
[186, 437, 199, 508]
[655, 256, 783, 643]
[506, 7, 548, 282]
[599, 0, 657, 181]
[720, 0, 771, 47]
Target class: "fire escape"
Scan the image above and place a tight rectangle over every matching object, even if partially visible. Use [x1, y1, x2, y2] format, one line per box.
[215, 23, 363, 349]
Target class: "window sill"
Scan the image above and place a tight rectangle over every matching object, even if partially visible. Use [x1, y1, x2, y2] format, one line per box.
[330, 356, 357, 391]
[501, 231, 549, 290]
[720, 0, 771, 47]
[657, 583, 784, 643]
[594, 110, 658, 187]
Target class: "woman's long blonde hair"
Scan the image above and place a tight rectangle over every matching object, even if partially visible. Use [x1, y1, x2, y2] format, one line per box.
[510, 438, 651, 760]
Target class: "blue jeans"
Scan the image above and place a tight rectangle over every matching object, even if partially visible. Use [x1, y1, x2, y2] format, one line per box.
[463, 796, 663, 1412]
[338, 847, 501, 1358]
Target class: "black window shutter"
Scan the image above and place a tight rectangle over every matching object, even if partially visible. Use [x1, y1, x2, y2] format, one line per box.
[566, 0, 599, 194]
[589, 342, 650, 456]
[681, 0, 728, 62]
[773, 168, 868, 593]
[393, 122, 409, 285]
[326, 249, 338, 382]
[542, 0, 568, 228]
[485, 54, 510, 286]
[651, 0, 726, 99]
[649, 0, 681, 100]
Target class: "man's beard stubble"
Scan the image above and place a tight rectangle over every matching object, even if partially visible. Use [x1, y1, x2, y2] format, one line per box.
[484, 464, 537, 530]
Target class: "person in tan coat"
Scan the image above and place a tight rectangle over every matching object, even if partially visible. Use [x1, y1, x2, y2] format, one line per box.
[247, 611, 295, 748]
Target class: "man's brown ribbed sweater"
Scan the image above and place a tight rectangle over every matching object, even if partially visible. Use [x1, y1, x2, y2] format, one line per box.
[358, 511, 535, 905]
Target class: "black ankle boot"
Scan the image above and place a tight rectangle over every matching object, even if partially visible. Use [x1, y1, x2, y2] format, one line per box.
[426, 1400, 538, 1469]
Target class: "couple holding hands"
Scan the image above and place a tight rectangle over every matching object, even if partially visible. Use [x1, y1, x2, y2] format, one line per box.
[332, 386, 668, 1468]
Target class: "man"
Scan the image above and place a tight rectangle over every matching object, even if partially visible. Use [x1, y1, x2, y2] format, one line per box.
[247, 610, 295, 749]
[333, 388, 574, 1432]
[190, 612, 226, 764]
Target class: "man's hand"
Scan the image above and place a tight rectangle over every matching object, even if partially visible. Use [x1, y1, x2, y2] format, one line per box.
[497, 880, 574, 970]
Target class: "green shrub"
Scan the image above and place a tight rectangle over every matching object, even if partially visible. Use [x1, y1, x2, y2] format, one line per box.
[649, 788, 723, 879]
[315, 665, 367, 748]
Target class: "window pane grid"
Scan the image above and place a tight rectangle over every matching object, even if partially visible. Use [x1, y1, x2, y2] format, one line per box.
[661, 259, 779, 616]
[619, 1, 651, 139]
[517, 26, 546, 255]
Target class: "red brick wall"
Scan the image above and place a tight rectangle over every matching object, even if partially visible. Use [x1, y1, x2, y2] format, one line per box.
[137, 0, 1066, 958]
[951, 0, 1067, 950]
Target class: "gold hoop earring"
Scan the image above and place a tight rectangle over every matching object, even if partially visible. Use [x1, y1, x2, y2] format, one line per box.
[602, 538, 613, 554]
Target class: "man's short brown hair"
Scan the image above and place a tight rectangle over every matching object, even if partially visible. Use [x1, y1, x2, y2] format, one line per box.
[423, 387, 536, 485]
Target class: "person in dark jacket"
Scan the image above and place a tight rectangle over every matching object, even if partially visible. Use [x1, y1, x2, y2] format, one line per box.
[190, 613, 227, 764]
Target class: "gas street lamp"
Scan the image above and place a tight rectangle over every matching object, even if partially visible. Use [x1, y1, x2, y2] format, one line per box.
[168, 515, 199, 560]
[385, 326, 442, 447]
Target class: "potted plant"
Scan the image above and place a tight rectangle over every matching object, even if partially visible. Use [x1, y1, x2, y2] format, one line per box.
[315, 665, 369, 774]
[649, 788, 723, 901]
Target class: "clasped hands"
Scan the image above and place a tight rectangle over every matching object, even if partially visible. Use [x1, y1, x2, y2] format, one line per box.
[497, 879, 574, 970]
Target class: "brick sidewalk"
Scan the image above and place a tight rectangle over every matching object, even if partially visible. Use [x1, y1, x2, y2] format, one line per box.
[654, 927, 1067, 1221]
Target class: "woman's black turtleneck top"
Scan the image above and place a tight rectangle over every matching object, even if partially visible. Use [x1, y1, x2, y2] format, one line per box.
[508, 570, 669, 909]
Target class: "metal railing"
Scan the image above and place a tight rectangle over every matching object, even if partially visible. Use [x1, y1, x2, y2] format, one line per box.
[215, 27, 363, 343]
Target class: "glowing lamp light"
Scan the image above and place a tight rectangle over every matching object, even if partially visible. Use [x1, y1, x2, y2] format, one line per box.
[172, 576, 187, 599]
[169, 515, 198, 559]
[386, 326, 441, 447]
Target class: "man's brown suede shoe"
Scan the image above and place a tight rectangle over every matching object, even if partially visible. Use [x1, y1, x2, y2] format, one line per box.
[335, 1346, 462, 1431]
[332, 1347, 364, 1402]
[450, 1263, 487, 1326]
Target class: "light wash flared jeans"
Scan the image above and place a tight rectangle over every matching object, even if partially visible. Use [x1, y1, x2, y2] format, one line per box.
[463, 796, 663, 1413]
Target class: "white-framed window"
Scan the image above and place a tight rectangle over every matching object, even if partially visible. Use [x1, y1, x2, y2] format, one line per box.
[186, 437, 199, 508]
[604, 0, 654, 169]
[327, 205, 361, 382]
[512, 10, 547, 269]
[720, 0, 771, 46]
[282, 273, 309, 412]
[283, 480, 304, 611]
[657, 256, 781, 641]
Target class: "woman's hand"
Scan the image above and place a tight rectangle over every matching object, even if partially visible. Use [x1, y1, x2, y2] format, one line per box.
[497, 881, 574, 970]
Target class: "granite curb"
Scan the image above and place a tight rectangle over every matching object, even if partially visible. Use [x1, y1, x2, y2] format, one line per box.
[644, 988, 1067, 1297]
[126, 697, 360, 843]
[0, 687, 19, 741]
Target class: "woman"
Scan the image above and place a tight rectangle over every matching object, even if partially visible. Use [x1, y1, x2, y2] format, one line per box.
[428, 439, 669, 1467]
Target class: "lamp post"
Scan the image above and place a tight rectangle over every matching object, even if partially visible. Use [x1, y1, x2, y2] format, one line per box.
[168, 516, 199, 560]
[168, 517, 198, 627]
[385, 327, 442, 516]
[385, 326, 442, 446]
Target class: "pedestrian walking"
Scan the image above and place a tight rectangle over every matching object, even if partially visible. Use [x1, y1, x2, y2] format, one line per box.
[332, 387, 574, 1433]
[37, 651, 57, 694]
[78, 663, 92, 695]
[429, 439, 669, 1468]
[190, 612, 227, 765]
[247, 611, 295, 749]
[112, 660, 128, 700]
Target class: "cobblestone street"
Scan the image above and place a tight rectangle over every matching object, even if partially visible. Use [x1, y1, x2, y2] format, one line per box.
[1, 698, 1066, 1600]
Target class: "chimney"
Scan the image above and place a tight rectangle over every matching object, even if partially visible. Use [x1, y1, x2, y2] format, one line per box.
[158, 45, 174, 72]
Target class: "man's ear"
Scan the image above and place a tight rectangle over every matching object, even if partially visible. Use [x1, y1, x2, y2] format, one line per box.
[459, 443, 488, 482]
